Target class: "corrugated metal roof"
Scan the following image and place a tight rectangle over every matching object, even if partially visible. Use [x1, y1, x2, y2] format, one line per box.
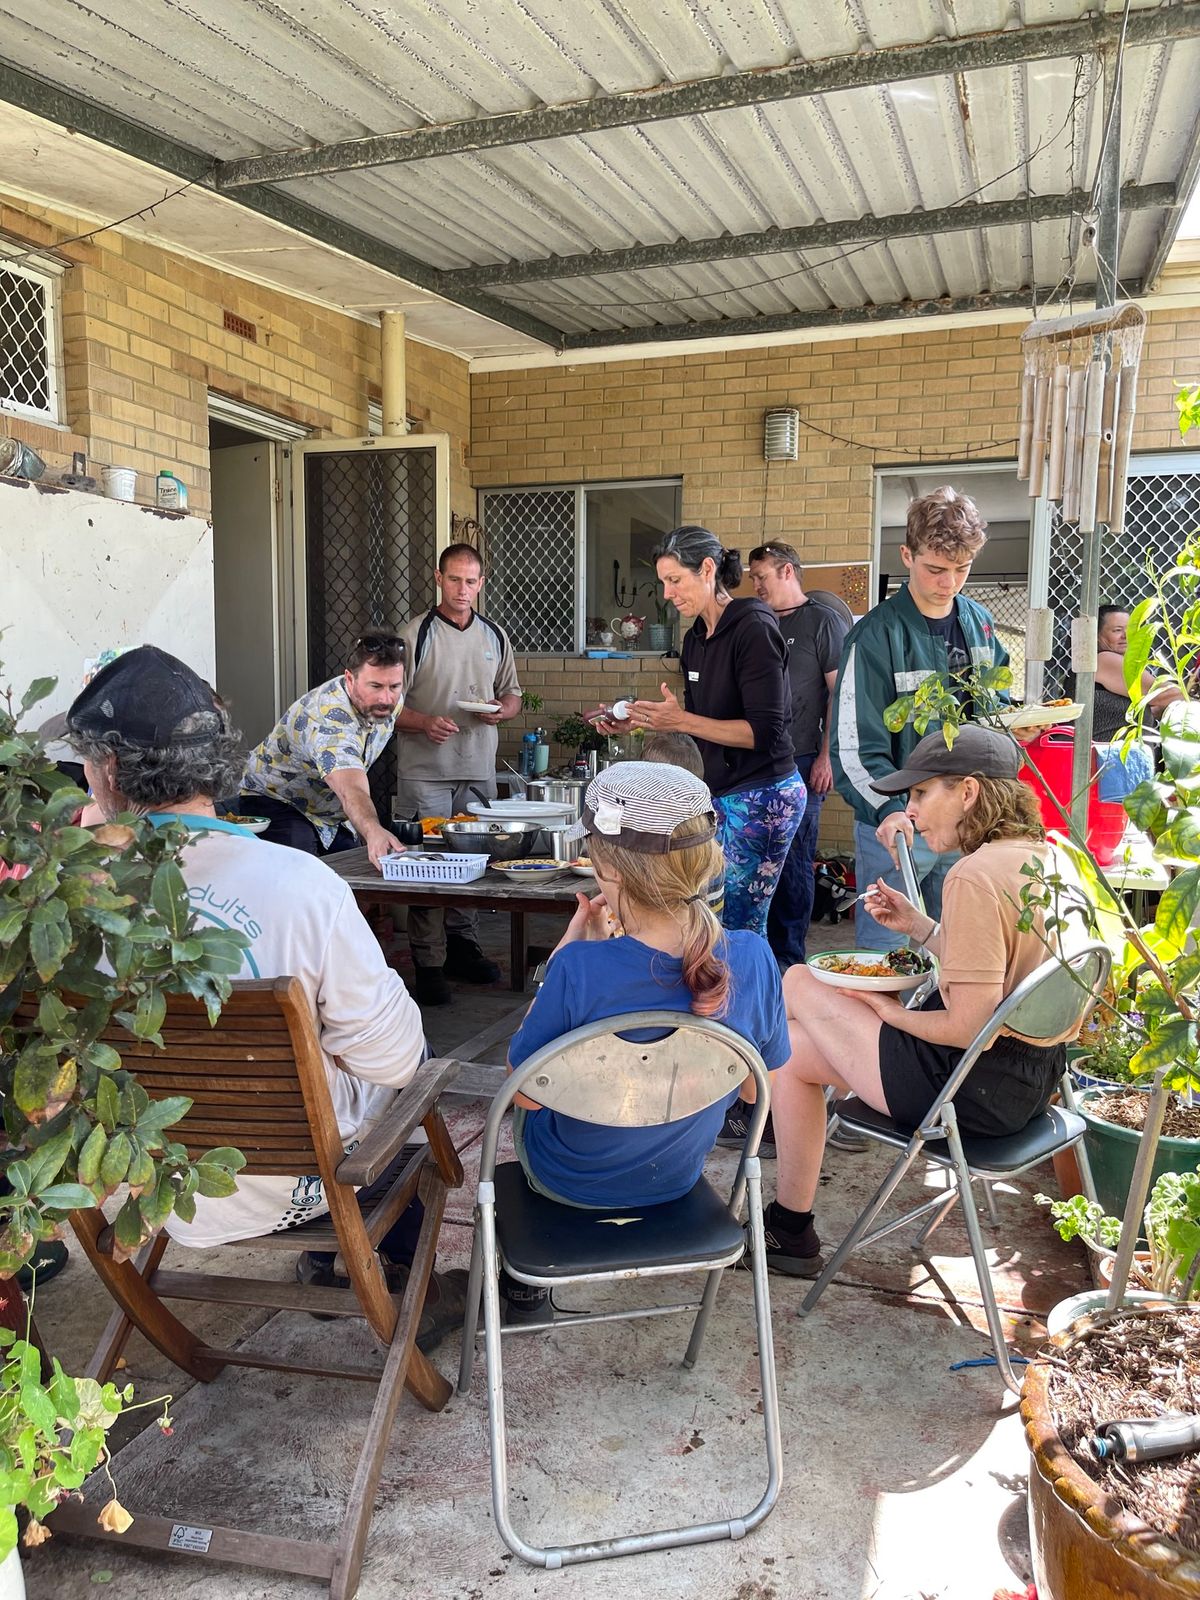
[0, 0, 1196, 352]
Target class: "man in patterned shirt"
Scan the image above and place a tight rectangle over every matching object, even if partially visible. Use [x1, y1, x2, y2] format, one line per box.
[239, 634, 406, 867]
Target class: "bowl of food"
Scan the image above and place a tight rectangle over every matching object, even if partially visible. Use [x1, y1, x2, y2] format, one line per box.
[806, 949, 934, 992]
[221, 812, 271, 835]
[570, 857, 595, 878]
[440, 819, 541, 860]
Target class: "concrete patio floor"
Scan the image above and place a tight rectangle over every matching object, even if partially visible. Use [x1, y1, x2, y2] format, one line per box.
[22, 904, 1090, 1600]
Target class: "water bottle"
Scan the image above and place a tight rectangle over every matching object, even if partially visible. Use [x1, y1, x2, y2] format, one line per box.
[519, 731, 538, 778]
[533, 729, 550, 775]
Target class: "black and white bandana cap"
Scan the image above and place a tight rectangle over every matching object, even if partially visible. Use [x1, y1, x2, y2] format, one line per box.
[581, 761, 717, 854]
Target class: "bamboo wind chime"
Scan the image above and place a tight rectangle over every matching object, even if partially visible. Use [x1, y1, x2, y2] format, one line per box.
[1016, 302, 1146, 533]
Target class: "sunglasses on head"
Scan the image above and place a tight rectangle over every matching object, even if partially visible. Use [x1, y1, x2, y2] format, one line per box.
[354, 634, 405, 655]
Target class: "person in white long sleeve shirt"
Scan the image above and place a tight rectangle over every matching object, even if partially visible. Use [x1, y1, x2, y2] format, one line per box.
[65, 645, 467, 1346]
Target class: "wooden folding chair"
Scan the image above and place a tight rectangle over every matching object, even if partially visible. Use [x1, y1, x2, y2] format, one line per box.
[35, 977, 463, 1599]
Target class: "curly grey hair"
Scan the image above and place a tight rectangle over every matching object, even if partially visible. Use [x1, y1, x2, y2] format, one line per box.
[70, 709, 243, 809]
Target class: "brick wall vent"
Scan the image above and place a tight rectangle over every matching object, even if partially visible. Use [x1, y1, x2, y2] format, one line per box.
[222, 310, 257, 342]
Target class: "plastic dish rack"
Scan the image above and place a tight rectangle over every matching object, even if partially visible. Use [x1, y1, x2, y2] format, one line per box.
[380, 852, 489, 884]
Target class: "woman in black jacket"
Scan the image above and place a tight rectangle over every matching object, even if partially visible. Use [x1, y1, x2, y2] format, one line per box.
[598, 524, 805, 934]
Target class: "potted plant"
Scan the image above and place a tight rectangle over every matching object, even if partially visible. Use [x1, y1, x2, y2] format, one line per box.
[551, 713, 604, 759]
[1037, 1165, 1200, 1303]
[646, 590, 675, 654]
[0, 668, 245, 1579]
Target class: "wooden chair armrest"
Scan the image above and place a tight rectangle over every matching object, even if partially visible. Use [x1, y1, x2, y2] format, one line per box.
[336, 1057, 461, 1188]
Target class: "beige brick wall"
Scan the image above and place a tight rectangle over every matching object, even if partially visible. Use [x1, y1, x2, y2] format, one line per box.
[0, 196, 473, 519]
[473, 308, 1200, 854]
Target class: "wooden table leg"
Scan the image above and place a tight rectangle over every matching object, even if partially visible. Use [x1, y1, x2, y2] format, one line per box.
[509, 911, 526, 991]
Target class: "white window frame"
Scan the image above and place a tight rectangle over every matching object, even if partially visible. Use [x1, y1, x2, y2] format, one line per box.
[479, 475, 683, 653]
[0, 244, 66, 426]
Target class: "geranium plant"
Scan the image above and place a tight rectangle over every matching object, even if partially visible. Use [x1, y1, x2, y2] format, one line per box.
[1036, 1163, 1200, 1301]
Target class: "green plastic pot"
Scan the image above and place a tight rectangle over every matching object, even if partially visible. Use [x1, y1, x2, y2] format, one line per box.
[1077, 1087, 1200, 1222]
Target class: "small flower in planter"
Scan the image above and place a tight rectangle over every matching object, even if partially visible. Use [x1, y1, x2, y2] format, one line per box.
[97, 1498, 134, 1535]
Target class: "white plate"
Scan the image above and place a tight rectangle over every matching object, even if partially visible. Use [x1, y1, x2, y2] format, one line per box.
[457, 699, 501, 714]
[469, 800, 576, 820]
[988, 702, 1084, 732]
[570, 859, 596, 877]
[488, 857, 568, 878]
[806, 951, 934, 992]
[221, 814, 270, 834]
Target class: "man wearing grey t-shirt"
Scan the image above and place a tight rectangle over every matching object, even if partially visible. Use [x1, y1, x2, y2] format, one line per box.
[395, 544, 522, 1005]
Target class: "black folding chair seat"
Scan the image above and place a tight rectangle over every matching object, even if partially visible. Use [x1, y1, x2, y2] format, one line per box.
[834, 1094, 1089, 1173]
[494, 1163, 747, 1279]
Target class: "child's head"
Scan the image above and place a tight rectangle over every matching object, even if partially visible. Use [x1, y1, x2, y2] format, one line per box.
[582, 762, 728, 1015]
[640, 730, 704, 778]
[904, 486, 988, 561]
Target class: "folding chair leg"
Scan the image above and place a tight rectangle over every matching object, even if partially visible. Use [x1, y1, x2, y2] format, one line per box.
[457, 1213, 485, 1396]
[682, 1267, 724, 1370]
[942, 1116, 1023, 1396]
[912, 1180, 961, 1253]
[980, 1178, 1000, 1227]
[799, 1142, 925, 1318]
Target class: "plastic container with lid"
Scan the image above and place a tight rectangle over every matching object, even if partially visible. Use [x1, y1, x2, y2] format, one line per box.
[1017, 726, 1126, 865]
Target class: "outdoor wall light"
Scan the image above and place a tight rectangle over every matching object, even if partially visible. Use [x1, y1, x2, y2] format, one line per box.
[763, 407, 800, 461]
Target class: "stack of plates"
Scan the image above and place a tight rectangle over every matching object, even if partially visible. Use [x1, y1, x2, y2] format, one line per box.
[468, 798, 577, 824]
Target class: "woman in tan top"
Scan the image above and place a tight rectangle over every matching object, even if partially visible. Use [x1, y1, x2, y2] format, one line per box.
[758, 724, 1070, 1277]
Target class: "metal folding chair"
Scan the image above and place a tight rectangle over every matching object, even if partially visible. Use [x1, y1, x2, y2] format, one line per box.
[800, 942, 1111, 1393]
[457, 1010, 782, 1568]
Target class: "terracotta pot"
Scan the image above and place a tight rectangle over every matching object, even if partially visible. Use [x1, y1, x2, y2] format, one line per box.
[1022, 1317, 1200, 1599]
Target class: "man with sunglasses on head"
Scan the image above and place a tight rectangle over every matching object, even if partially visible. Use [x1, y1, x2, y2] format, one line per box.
[239, 633, 407, 867]
[394, 543, 522, 1005]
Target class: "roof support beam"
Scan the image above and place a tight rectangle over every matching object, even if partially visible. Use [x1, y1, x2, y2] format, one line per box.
[553, 283, 1144, 352]
[0, 59, 562, 348]
[443, 183, 1176, 289]
[215, 4, 1200, 188]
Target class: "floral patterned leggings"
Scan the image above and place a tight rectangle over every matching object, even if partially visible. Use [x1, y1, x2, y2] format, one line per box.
[714, 771, 807, 936]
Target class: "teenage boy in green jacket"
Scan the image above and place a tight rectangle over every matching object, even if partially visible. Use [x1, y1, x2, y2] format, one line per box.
[831, 487, 1009, 951]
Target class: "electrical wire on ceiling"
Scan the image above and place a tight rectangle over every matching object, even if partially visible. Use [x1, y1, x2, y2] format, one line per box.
[0, 175, 209, 268]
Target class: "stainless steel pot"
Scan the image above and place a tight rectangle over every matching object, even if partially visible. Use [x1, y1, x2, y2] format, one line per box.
[525, 778, 589, 817]
[439, 819, 541, 860]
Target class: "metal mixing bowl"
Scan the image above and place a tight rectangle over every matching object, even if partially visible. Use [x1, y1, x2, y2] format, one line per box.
[439, 819, 541, 860]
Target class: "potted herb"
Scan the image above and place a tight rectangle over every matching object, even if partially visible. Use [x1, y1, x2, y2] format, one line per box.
[0, 668, 245, 1579]
[1037, 1164, 1200, 1303]
[551, 713, 604, 758]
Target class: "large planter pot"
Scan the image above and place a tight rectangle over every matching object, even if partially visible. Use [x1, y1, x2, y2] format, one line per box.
[1023, 1325, 1200, 1598]
[1077, 1088, 1200, 1222]
[646, 622, 673, 652]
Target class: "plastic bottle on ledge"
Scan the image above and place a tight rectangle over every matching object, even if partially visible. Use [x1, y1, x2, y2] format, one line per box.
[533, 729, 550, 775]
[156, 469, 188, 511]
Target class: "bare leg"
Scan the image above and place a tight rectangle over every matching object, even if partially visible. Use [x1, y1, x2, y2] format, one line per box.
[774, 968, 891, 1213]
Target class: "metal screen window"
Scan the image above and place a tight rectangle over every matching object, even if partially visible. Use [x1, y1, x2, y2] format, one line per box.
[1045, 459, 1200, 693]
[481, 488, 577, 652]
[0, 260, 58, 422]
[304, 445, 439, 809]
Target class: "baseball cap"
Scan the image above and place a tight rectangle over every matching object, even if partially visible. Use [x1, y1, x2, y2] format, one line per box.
[582, 761, 717, 855]
[870, 724, 1021, 795]
[66, 645, 223, 749]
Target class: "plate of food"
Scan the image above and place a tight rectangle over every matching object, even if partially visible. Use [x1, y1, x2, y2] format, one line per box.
[221, 812, 271, 834]
[806, 949, 934, 992]
[488, 857, 567, 879]
[570, 856, 595, 877]
[457, 699, 501, 715]
[988, 700, 1084, 733]
[418, 813, 472, 844]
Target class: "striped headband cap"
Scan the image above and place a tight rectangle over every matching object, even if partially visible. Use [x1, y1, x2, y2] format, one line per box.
[581, 761, 717, 855]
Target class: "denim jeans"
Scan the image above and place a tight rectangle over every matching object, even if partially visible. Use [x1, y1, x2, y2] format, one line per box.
[766, 754, 823, 969]
[853, 820, 958, 951]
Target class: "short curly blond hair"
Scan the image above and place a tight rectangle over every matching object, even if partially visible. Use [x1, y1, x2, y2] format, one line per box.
[905, 487, 988, 559]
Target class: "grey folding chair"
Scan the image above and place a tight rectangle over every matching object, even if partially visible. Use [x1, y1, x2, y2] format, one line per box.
[800, 942, 1111, 1393]
[457, 1010, 782, 1568]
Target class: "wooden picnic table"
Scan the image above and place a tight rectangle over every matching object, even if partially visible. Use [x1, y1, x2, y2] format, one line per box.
[325, 846, 583, 991]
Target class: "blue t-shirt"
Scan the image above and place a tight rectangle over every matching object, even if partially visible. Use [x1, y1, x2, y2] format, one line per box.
[509, 930, 790, 1207]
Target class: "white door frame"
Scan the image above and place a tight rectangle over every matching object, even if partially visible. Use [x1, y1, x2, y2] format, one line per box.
[207, 394, 311, 719]
[290, 432, 451, 690]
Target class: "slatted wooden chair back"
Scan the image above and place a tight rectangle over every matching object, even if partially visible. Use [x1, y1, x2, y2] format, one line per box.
[104, 976, 339, 1180]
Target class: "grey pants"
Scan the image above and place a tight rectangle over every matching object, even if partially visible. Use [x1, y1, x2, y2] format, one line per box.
[394, 775, 497, 965]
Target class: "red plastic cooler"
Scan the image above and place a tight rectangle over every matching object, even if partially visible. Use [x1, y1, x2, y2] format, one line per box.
[1017, 726, 1126, 866]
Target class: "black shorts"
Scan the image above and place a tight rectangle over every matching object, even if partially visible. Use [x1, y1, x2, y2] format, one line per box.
[878, 992, 1065, 1138]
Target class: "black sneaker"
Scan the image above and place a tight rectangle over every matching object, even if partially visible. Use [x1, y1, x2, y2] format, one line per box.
[413, 962, 452, 1006]
[444, 935, 502, 985]
[827, 1118, 870, 1154]
[499, 1268, 553, 1326]
[714, 1100, 776, 1160]
[295, 1252, 469, 1352]
[755, 1202, 824, 1278]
